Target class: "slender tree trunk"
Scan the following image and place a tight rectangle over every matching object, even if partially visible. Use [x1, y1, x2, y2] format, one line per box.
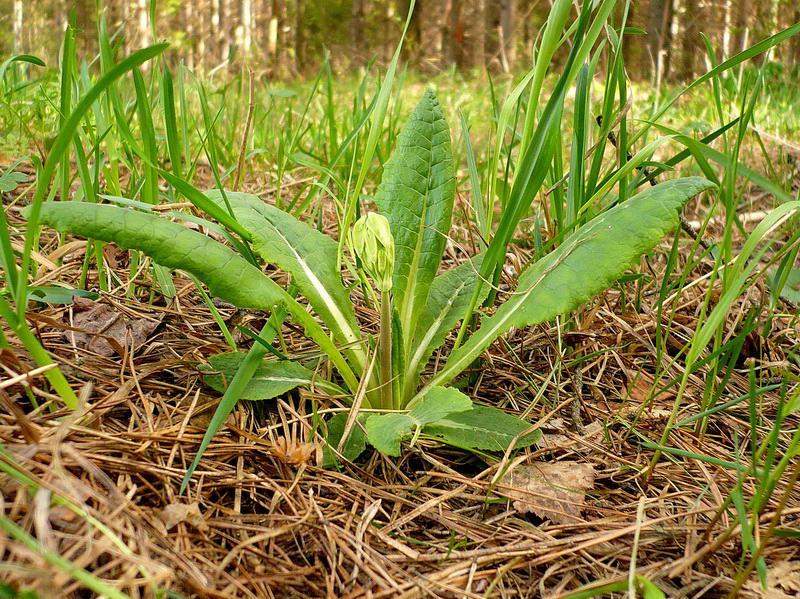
[499, 0, 516, 71]
[352, 0, 364, 62]
[471, 0, 486, 70]
[648, 0, 673, 85]
[138, 0, 150, 47]
[184, 1, 195, 70]
[383, 0, 396, 61]
[13, 0, 24, 54]
[268, 0, 279, 73]
[679, 0, 699, 79]
[791, 8, 800, 67]
[752, 0, 773, 64]
[281, 0, 296, 76]
[222, 0, 235, 64]
[397, 0, 418, 63]
[731, 0, 750, 55]
[443, 0, 463, 68]
[484, 0, 501, 72]
[242, 0, 253, 57]
[210, 0, 220, 65]
[295, 0, 306, 69]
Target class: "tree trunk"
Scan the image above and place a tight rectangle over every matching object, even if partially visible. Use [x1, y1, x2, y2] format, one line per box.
[224, 0, 235, 64]
[268, 0, 279, 73]
[791, 7, 800, 67]
[352, 0, 364, 63]
[397, 0, 420, 65]
[443, 0, 464, 68]
[731, 0, 750, 55]
[499, 0, 516, 71]
[138, 0, 150, 48]
[648, 0, 674, 84]
[678, 0, 699, 79]
[295, 0, 306, 70]
[484, 0, 501, 72]
[470, 0, 487, 70]
[13, 0, 23, 54]
[182, 1, 194, 70]
[241, 0, 253, 57]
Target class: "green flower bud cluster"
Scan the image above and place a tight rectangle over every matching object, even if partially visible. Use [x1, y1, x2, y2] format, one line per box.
[352, 213, 395, 292]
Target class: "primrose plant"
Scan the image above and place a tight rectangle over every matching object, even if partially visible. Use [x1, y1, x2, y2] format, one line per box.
[33, 89, 715, 462]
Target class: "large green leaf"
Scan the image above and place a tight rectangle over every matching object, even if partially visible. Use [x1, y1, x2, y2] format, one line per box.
[205, 190, 366, 372]
[375, 89, 455, 351]
[404, 254, 487, 399]
[366, 386, 472, 456]
[419, 177, 716, 396]
[33, 202, 361, 394]
[33, 203, 284, 310]
[422, 405, 541, 451]
[201, 352, 343, 399]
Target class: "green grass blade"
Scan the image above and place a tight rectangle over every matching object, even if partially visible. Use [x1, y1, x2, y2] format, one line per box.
[0, 514, 131, 599]
[18, 43, 169, 313]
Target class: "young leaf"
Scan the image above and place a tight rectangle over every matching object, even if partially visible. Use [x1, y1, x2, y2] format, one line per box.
[771, 267, 800, 304]
[33, 203, 285, 310]
[421, 177, 717, 395]
[423, 405, 541, 451]
[375, 89, 455, 349]
[365, 413, 413, 457]
[405, 255, 487, 398]
[202, 352, 343, 400]
[366, 386, 473, 456]
[205, 190, 366, 372]
[0, 170, 28, 192]
[409, 386, 472, 423]
[322, 413, 369, 467]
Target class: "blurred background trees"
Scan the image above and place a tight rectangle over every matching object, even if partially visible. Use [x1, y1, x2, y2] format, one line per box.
[1, 0, 798, 80]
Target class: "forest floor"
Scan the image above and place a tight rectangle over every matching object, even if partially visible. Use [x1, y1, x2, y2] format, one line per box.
[1, 61, 800, 598]
[2, 155, 799, 599]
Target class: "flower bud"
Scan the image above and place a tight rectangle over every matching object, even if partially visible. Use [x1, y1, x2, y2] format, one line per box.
[352, 213, 395, 292]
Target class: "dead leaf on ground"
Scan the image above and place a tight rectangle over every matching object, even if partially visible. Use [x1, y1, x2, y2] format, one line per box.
[498, 461, 596, 525]
[744, 561, 800, 598]
[271, 435, 318, 465]
[159, 502, 208, 532]
[102, 244, 130, 269]
[621, 369, 674, 404]
[65, 299, 161, 357]
[537, 420, 604, 450]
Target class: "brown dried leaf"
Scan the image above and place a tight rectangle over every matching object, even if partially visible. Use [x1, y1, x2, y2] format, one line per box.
[66, 301, 161, 357]
[498, 461, 596, 525]
[622, 369, 674, 404]
[537, 420, 604, 450]
[271, 436, 318, 465]
[159, 502, 208, 532]
[102, 244, 130, 269]
[744, 561, 800, 598]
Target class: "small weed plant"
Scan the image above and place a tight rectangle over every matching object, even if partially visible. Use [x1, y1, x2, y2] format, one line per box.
[31, 89, 715, 462]
[4, 0, 796, 495]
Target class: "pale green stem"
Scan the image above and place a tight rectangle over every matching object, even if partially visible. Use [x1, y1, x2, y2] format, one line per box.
[379, 290, 393, 410]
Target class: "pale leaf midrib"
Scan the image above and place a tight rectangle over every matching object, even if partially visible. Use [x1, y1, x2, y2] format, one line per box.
[267, 223, 362, 349]
[399, 114, 446, 357]
[406, 274, 471, 384]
